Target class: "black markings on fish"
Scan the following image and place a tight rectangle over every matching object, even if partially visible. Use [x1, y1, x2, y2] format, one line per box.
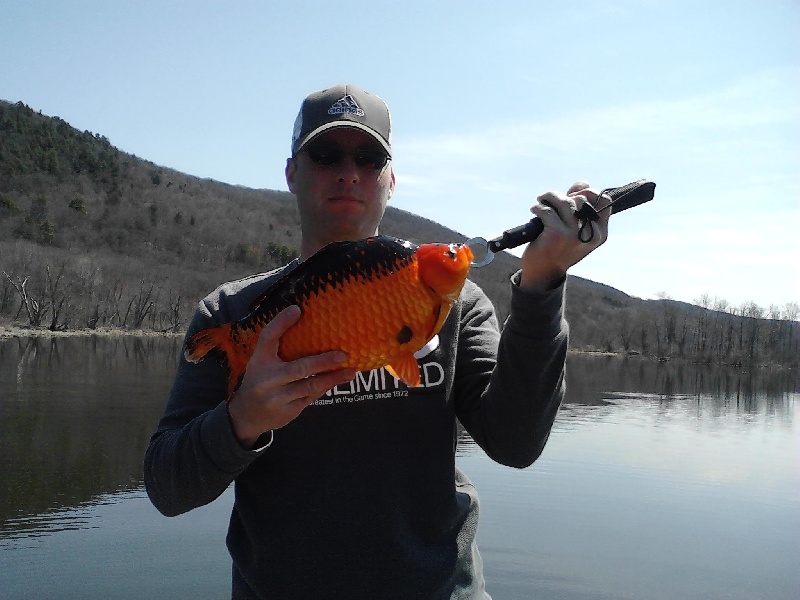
[248, 236, 418, 314]
[396, 325, 413, 345]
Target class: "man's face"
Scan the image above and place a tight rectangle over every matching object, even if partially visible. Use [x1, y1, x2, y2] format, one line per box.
[286, 128, 395, 253]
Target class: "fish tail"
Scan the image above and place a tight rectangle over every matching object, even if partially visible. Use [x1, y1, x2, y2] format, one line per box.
[184, 323, 249, 399]
[184, 323, 234, 364]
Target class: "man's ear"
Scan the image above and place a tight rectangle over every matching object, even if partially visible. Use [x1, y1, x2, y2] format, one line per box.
[388, 169, 396, 199]
[285, 157, 297, 193]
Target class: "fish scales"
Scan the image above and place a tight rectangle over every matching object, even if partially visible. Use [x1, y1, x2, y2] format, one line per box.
[184, 236, 473, 395]
[278, 242, 437, 368]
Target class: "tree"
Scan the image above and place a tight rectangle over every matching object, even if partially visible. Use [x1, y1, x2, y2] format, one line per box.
[4, 270, 48, 326]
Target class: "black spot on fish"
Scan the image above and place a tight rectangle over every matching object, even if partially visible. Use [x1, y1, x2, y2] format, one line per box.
[396, 325, 413, 345]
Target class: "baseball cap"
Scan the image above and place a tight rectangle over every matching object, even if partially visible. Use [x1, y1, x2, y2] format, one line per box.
[291, 84, 392, 157]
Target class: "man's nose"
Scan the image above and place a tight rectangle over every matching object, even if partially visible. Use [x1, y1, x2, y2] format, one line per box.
[335, 155, 360, 184]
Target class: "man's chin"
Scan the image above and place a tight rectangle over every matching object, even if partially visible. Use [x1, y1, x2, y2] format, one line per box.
[319, 218, 377, 243]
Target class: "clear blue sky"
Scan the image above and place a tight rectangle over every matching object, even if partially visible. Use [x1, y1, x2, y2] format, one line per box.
[2, 0, 798, 310]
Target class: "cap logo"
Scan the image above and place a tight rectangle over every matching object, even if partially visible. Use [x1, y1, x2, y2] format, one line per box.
[328, 94, 365, 117]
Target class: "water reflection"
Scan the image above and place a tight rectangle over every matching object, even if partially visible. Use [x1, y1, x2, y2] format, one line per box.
[456, 353, 797, 456]
[0, 335, 182, 536]
[564, 353, 796, 415]
[1, 338, 798, 600]
[2, 498, 101, 544]
[3, 339, 796, 530]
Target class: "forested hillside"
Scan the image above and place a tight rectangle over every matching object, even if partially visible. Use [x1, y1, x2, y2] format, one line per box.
[1, 100, 797, 367]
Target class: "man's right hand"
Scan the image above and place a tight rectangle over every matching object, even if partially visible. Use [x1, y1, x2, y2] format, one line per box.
[227, 305, 357, 449]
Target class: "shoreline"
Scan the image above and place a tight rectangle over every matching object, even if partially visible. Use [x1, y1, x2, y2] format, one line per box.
[0, 325, 184, 339]
[0, 325, 621, 349]
[0, 325, 628, 356]
[1, 325, 794, 370]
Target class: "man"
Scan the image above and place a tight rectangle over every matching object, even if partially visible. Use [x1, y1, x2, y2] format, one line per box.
[144, 84, 609, 599]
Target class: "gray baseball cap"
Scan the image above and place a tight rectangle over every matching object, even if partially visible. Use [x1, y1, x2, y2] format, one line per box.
[291, 84, 392, 156]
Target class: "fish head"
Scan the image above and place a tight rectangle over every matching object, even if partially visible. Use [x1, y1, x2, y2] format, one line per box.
[416, 243, 474, 301]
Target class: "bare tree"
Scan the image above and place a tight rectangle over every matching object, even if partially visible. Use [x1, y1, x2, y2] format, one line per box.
[3, 270, 49, 326]
[123, 280, 155, 329]
[44, 263, 70, 330]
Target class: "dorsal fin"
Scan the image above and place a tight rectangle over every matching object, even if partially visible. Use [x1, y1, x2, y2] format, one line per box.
[249, 237, 417, 311]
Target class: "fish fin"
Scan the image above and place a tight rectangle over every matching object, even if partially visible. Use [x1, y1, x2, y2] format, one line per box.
[429, 299, 455, 339]
[248, 240, 364, 311]
[386, 353, 421, 387]
[184, 323, 233, 363]
[250, 275, 290, 312]
[184, 323, 244, 399]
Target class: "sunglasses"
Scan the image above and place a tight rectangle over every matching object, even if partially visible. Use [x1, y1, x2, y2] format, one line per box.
[302, 144, 391, 171]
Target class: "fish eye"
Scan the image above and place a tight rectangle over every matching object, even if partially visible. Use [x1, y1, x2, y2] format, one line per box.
[446, 244, 458, 259]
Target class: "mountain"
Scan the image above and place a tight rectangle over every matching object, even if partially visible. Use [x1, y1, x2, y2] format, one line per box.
[1, 100, 796, 367]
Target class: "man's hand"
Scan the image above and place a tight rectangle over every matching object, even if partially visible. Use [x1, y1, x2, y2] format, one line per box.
[227, 305, 357, 449]
[519, 180, 610, 291]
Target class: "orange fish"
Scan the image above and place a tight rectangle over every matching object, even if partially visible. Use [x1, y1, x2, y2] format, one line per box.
[184, 236, 473, 396]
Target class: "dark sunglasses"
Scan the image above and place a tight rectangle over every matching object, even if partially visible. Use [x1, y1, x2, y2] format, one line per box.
[302, 144, 391, 171]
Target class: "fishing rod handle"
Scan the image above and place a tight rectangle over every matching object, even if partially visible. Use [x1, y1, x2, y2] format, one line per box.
[487, 220, 545, 254]
[486, 179, 656, 254]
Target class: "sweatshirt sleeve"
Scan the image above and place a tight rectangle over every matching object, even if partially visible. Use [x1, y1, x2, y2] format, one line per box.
[454, 272, 568, 468]
[142, 302, 266, 517]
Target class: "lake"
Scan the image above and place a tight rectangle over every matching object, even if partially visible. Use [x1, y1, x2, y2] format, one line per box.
[0, 336, 798, 599]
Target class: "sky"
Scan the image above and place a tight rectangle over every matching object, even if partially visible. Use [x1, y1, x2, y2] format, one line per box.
[2, 0, 798, 311]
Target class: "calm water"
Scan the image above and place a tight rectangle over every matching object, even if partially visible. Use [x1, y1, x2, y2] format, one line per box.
[0, 336, 798, 599]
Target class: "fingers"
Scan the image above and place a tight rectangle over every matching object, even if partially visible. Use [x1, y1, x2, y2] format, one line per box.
[240, 345, 351, 404]
[275, 351, 354, 396]
[532, 191, 578, 230]
[278, 348, 347, 383]
[228, 304, 358, 446]
[534, 180, 594, 220]
[266, 366, 358, 427]
[252, 305, 350, 383]
[283, 366, 359, 410]
[228, 355, 355, 447]
[519, 180, 612, 290]
[251, 305, 302, 360]
[565, 193, 608, 247]
[532, 181, 610, 243]
[566, 180, 590, 195]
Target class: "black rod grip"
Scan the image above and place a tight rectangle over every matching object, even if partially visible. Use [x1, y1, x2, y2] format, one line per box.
[486, 180, 655, 253]
[607, 180, 656, 214]
[488, 219, 545, 253]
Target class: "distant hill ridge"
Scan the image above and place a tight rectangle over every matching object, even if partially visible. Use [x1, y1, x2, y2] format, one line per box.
[1, 100, 796, 367]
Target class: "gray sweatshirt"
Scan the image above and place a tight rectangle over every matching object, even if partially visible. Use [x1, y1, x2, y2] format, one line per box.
[144, 265, 568, 599]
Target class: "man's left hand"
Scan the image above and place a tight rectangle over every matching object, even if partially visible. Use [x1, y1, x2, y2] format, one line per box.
[518, 180, 610, 291]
